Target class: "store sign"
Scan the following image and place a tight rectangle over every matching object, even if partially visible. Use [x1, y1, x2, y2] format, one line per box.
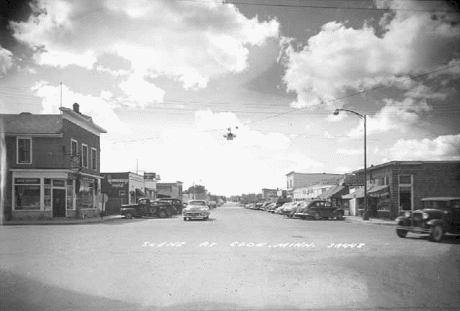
[144, 172, 156, 180]
[111, 183, 125, 188]
[15, 178, 40, 184]
[108, 179, 128, 183]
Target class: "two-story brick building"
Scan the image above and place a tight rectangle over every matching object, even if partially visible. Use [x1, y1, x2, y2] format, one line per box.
[343, 161, 460, 219]
[1, 103, 106, 220]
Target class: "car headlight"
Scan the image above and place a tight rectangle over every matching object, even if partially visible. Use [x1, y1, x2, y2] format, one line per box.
[404, 211, 411, 217]
[422, 212, 429, 219]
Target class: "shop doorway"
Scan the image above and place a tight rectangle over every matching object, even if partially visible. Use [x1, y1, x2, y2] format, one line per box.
[52, 189, 66, 217]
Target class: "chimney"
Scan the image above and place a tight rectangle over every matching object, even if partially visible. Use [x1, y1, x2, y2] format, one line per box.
[73, 103, 80, 114]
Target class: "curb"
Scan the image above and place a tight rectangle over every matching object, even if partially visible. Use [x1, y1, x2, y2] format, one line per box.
[344, 217, 395, 226]
[1, 216, 123, 226]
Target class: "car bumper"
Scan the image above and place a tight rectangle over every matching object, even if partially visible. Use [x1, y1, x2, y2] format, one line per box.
[183, 213, 209, 219]
[396, 225, 431, 234]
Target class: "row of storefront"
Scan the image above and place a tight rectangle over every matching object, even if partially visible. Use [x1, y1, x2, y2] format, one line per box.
[287, 161, 460, 219]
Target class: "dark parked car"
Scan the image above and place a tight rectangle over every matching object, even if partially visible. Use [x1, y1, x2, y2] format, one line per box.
[121, 198, 176, 219]
[155, 198, 183, 214]
[294, 199, 344, 220]
[395, 197, 460, 242]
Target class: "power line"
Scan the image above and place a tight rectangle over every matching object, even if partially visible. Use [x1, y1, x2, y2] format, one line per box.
[177, 0, 459, 13]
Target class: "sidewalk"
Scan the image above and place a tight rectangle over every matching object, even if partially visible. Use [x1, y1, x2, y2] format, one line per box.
[1, 215, 124, 226]
[344, 216, 395, 226]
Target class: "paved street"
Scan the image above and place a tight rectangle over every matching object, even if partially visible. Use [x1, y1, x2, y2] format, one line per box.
[1, 203, 460, 311]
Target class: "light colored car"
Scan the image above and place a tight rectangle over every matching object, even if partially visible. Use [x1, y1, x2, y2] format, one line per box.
[183, 200, 211, 221]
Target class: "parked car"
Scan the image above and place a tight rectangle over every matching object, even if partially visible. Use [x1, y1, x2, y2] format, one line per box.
[265, 202, 277, 213]
[282, 201, 303, 218]
[294, 199, 344, 220]
[183, 200, 211, 221]
[121, 198, 176, 219]
[208, 201, 217, 209]
[395, 197, 460, 242]
[154, 198, 183, 214]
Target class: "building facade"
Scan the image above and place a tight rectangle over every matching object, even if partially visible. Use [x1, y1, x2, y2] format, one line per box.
[285, 172, 344, 198]
[157, 181, 183, 199]
[261, 188, 278, 201]
[100, 172, 158, 215]
[1, 103, 106, 220]
[344, 161, 460, 219]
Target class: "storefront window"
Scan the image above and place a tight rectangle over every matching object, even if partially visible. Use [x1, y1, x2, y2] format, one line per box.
[76, 179, 94, 209]
[67, 179, 74, 210]
[15, 185, 41, 210]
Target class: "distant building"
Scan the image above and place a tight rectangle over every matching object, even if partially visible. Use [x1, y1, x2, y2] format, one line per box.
[1, 103, 106, 220]
[285, 172, 343, 198]
[157, 181, 183, 199]
[261, 188, 278, 201]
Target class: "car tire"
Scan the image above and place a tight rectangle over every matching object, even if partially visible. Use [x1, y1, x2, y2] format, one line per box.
[300, 216, 306, 220]
[158, 210, 167, 218]
[430, 225, 444, 242]
[184, 217, 188, 221]
[124, 212, 133, 219]
[396, 228, 408, 238]
[204, 216, 209, 221]
[336, 213, 344, 220]
[314, 212, 321, 220]
[149, 207, 158, 215]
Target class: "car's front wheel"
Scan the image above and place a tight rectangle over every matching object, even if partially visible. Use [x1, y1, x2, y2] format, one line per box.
[314, 212, 321, 220]
[124, 211, 133, 219]
[430, 225, 444, 242]
[336, 213, 344, 220]
[158, 210, 168, 218]
[396, 228, 408, 238]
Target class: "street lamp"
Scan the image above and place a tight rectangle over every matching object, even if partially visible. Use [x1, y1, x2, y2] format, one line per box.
[333, 108, 369, 221]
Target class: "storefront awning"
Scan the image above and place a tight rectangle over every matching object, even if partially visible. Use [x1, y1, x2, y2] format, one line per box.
[135, 188, 146, 197]
[342, 185, 389, 199]
[318, 185, 349, 199]
[368, 185, 389, 198]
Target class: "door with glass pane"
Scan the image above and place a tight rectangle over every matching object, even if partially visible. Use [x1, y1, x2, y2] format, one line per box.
[52, 189, 66, 217]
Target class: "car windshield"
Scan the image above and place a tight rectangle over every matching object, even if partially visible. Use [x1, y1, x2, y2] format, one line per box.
[188, 201, 206, 206]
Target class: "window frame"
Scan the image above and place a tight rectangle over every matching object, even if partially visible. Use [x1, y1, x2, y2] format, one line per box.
[91, 148, 97, 170]
[70, 139, 78, 156]
[82, 144, 88, 168]
[16, 137, 32, 164]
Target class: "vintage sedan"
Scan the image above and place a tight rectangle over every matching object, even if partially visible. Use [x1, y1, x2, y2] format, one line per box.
[121, 199, 176, 219]
[183, 200, 211, 221]
[294, 199, 344, 220]
[395, 197, 460, 242]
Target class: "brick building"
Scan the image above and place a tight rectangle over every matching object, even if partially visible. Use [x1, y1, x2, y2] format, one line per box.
[344, 161, 460, 219]
[1, 103, 106, 220]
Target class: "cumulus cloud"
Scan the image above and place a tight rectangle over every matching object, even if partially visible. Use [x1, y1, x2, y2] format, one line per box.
[387, 134, 460, 161]
[281, 0, 460, 108]
[0, 47, 14, 76]
[347, 98, 431, 138]
[31, 81, 130, 133]
[11, 0, 279, 96]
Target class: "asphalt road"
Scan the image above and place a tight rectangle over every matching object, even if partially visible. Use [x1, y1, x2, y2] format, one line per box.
[1, 203, 459, 311]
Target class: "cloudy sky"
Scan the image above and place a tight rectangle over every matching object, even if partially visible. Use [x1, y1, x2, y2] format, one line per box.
[1, 0, 459, 196]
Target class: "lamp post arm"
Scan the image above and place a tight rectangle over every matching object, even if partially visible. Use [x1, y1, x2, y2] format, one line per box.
[335, 108, 364, 119]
